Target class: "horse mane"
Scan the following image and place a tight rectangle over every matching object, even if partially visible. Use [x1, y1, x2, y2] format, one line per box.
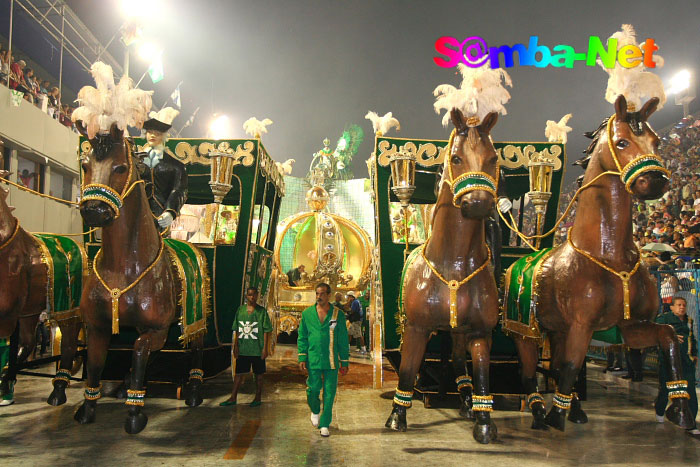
[91, 134, 117, 162]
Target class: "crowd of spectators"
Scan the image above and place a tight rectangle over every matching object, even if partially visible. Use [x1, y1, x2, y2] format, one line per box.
[0, 43, 77, 131]
[631, 114, 700, 259]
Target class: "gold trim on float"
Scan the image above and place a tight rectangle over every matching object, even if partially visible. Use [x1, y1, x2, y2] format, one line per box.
[33, 235, 54, 318]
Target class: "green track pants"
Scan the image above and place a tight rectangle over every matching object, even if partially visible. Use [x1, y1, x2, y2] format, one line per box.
[306, 369, 338, 429]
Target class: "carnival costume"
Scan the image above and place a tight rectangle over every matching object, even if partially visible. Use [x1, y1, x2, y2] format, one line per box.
[654, 311, 698, 424]
[136, 107, 188, 231]
[297, 303, 349, 430]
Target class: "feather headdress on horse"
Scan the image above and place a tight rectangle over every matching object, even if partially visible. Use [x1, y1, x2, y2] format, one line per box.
[433, 63, 512, 127]
[72, 62, 153, 139]
[599, 24, 666, 111]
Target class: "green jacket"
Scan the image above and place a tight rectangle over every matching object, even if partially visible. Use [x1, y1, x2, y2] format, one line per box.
[298, 303, 349, 370]
[655, 311, 697, 378]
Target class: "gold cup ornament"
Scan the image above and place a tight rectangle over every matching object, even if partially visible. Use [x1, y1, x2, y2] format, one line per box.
[527, 153, 555, 248]
[389, 148, 417, 208]
[389, 148, 417, 259]
[209, 151, 240, 204]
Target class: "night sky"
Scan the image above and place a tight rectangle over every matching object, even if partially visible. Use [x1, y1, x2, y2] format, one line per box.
[7, 0, 700, 179]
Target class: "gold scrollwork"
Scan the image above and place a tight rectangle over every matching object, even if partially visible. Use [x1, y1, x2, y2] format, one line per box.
[497, 144, 562, 171]
[174, 142, 207, 164]
[201, 141, 256, 167]
[79, 141, 92, 162]
[377, 140, 447, 167]
[278, 313, 300, 334]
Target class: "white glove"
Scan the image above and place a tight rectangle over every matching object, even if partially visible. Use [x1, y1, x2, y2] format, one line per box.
[158, 212, 174, 228]
[497, 197, 513, 213]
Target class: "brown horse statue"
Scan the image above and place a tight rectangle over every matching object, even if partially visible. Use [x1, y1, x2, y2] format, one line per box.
[507, 95, 694, 432]
[73, 123, 205, 434]
[0, 170, 82, 406]
[385, 109, 501, 444]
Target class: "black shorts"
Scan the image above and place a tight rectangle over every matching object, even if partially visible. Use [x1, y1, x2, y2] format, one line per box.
[236, 355, 266, 375]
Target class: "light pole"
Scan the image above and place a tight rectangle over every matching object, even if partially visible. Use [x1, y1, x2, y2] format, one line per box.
[669, 70, 695, 118]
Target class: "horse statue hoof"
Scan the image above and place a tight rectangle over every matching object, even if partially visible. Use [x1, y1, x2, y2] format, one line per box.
[530, 404, 548, 430]
[385, 406, 407, 432]
[74, 400, 96, 424]
[47, 383, 67, 406]
[185, 385, 203, 407]
[473, 420, 498, 444]
[459, 402, 475, 420]
[666, 399, 694, 430]
[568, 405, 588, 424]
[544, 407, 566, 432]
[125, 411, 149, 434]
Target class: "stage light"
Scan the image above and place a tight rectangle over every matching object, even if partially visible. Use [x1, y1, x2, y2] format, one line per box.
[120, 0, 160, 19]
[209, 115, 232, 140]
[669, 70, 691, 95]
[137, 42, 161, 62]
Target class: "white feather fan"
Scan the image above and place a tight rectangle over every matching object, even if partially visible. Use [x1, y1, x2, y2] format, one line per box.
[433, 63, 512, 127]
[365, 111, 401, 136]
[598, 24, 666, 111]
[545, 114, 573, 144]
[72, 62, 153, 139]
[243, 118, 273, 138]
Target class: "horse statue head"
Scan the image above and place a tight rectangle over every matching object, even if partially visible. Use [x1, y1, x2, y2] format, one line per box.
[77, 122, 136, 227]
[442, 108, 499, 219]
[587, 94, 669, 200]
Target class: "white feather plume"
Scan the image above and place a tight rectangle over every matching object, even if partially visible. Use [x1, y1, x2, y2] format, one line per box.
[598, 24, 666, 110]
[364, 111, 401, 135]
[433, 63, 512, 127]
[72, 62, 153, 139]
[275, 158, 295, 175]
[243, 117, 273, 137]
[148, 107, 180, 127]
[545, 114, 573, 144]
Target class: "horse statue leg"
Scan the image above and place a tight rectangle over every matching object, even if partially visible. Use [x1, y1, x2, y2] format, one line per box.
[184, 333, 205, 407]
[0, 324, 20, 406]
[74, 324, 111, 425]
[620, 320, 695, 429]
[48, 317, 81, 406]
[513, 337, 547, 430]
[0, 317, 39, 406]
[450, 331, 474, 420]
[469, 336, 497, 444]
[544, 327, 592, 431]
[385, 325, 431, 431]
[124, 328, 169, 434]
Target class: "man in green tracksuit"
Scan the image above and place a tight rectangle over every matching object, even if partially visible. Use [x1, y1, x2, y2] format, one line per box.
[298, 282, 350, 437]
[655, 296, 698, 435]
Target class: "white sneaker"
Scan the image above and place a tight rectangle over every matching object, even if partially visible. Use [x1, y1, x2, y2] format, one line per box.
[320, 427, 330, 437]
[687, 428, 700, 435]
[655, 414, 664, 423]
[310, 412, 320, 427]
[0, 397, 14, 407]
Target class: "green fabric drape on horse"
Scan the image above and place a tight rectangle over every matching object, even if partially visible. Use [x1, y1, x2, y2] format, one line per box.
[501, 248, 551, 341]
[163, 238, 211, 346]
[502, 246, 623, 344]
[33, 234, 87, 322]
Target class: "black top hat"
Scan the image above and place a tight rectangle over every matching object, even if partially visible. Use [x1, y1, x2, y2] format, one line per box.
[143, 118, 172, 132]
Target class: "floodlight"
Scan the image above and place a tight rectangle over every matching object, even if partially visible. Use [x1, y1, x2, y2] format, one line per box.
[209, 115, 232, 140]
